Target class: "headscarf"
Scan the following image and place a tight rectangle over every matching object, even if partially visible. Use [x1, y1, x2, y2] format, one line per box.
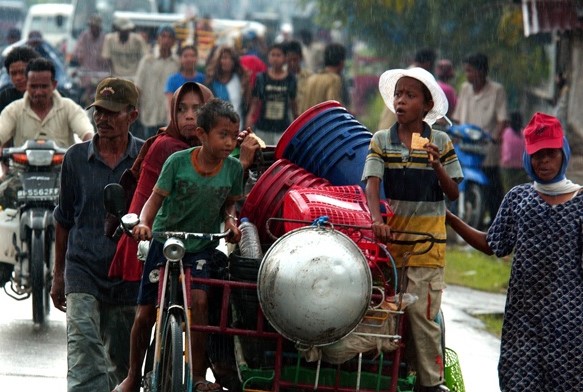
[523, 135, 581, 195]
[129, 82, 214, 180]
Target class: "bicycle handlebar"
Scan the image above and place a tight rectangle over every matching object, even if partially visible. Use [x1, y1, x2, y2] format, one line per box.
[151, 230, 231, 242]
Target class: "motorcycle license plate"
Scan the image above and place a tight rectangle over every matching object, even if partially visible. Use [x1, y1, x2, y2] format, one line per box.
[17, 187, 59, 201]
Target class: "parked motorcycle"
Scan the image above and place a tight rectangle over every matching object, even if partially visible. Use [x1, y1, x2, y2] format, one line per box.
[445, 124, 492, 229]
[0, 139, 67, 325]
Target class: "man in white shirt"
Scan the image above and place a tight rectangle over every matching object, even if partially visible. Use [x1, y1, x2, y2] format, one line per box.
[0, 57, 94, 149]
[0, 57, 94, 208]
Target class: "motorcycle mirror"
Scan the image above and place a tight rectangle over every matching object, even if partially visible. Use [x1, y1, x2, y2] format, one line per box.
[103, 183, 126, 218]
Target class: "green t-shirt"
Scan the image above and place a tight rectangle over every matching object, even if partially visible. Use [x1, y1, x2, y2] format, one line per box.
[152, 147, 243, 252]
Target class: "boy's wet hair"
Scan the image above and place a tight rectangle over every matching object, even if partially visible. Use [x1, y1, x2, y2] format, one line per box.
[464, 53, 489, 74]
[196, 98, 240, 132]
[178, 44, 197, 56]
[269, 42, 287, 55]
[324, 43, 346, 66]
[285, 40, 303, 57]
[26, 57, 56, 80]
[4, 46, 40, 71]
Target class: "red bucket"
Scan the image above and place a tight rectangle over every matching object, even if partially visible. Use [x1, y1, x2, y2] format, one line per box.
[240, 159, 330, 244]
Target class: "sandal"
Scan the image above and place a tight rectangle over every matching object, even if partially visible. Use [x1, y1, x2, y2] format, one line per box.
[194, 380, 222, 392]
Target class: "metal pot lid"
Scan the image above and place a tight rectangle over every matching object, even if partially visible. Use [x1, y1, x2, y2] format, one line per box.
[257, 226, 372, 346]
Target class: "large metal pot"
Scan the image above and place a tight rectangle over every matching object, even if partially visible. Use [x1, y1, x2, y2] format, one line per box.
[257, 226, 372, 346]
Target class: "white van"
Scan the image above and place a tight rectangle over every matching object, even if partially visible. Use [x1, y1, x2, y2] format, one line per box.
[22, 3, 73, 52]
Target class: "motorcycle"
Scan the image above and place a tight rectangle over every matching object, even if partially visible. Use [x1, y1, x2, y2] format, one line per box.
[444, 124, 492, 229]
[0, 139, 67, 325]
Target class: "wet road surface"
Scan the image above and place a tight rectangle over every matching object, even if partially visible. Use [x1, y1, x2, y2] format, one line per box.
[0, 285, 505, 391]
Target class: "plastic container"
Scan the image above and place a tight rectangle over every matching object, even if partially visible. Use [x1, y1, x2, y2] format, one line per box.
[444, 347, 466, 391]
[240, 159, 330, 244]
[282, 186, 373, 242]
[277, 104, 373, 189]
[238, 218, 263, 259]
[275, 100, 343, 159]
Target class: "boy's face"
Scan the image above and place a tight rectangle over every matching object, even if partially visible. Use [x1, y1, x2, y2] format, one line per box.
[8, 60, 28, 93]
[269, 48, 286, 69]
[180, 48, 197, 70]
[177, 90, 202, 141]
[286, 51, 301, 74]
[197, 117, 239, 160]
[392, 77, 433, 125]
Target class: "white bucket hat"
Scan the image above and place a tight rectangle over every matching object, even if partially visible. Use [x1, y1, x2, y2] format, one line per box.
[378, 67, 448, 125]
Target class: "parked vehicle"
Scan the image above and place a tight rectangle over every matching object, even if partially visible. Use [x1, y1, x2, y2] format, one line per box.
[444, 123, 492, 229]
[0, 139, 67, 326]
[0, 0, 26, 51]
[22, 3, 73, 55]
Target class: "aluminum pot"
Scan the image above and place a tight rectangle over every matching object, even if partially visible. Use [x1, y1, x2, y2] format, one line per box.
[257, 226, 372, 346]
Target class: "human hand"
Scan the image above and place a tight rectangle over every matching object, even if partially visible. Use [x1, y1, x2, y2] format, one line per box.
[372, 221, 392, 243]
[425, 143, 442, 169]
[50, 273, 66, 312]
[225, 221, 241, 243]
[239, 128, 262, 170]
[132, 223, 152, 241]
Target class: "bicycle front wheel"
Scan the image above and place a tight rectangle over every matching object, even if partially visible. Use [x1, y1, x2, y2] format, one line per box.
[160, 312, 185, 392]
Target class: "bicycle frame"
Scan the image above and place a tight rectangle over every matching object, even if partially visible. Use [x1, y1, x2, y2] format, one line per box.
[150, 249, 193, 392]
[145, 231, 231, 392]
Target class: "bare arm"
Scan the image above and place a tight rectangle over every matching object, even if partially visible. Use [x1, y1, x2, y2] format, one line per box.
[132, 190, 165, 240]
[446, 209, 493, 255]
[364, 177, 391, 243]
[50, 221, 69, 312]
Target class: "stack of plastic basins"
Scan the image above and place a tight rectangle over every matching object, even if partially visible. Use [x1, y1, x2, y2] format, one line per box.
[239, 159, 330, 244]
[275, 100, 373, 189]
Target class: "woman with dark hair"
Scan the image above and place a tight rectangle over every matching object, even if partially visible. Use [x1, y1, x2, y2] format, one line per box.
[205, 45, 251, 126]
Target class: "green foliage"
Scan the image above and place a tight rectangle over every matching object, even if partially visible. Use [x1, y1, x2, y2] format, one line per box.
[311, 0, 549, 110]
[445, 245, 510, 294]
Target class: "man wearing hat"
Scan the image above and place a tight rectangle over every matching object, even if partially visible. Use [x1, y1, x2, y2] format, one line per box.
[51, 77, 145, 391]
[102, 17, 148, 80]
[134, 24, 179, 139]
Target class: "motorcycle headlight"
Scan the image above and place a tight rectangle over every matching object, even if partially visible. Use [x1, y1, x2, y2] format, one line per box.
[26, 150, 54, 166]
[163, 238, 185, 262]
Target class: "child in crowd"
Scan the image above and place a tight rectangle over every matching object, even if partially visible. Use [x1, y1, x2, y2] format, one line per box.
[362, 67, 462, 392]
[164, 45, 205, 121]
[245, 43, 298, 145]
[131, 99, 243, 392]
[500, 111, 529, 193]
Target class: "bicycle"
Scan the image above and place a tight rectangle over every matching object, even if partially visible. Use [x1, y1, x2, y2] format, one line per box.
[103, 183, 230, 392]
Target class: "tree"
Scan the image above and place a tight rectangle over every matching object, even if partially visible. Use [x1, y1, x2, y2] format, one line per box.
[310, 0, 549, 107]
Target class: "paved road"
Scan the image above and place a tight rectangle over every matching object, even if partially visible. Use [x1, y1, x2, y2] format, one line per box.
[0, 285, 506, 391]
[442, 285, 506, 392]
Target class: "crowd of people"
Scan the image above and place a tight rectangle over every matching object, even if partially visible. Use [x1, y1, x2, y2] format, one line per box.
[0, 10, 577, 392]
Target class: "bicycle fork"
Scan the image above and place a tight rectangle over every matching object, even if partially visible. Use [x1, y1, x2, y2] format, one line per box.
[151, 261, 194, 391]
